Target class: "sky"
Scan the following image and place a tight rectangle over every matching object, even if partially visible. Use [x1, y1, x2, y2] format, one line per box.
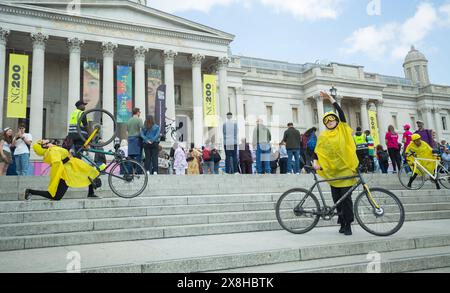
[148, 0, 450, 85]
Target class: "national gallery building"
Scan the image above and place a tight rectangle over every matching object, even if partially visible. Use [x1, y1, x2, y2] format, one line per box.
[2, 0, 450, 151]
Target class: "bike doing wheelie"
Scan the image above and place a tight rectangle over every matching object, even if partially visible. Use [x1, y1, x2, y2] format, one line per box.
[276, 166, 405, 236]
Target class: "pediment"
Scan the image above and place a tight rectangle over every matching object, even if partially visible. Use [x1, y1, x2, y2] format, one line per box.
[7, 0, 234, 41]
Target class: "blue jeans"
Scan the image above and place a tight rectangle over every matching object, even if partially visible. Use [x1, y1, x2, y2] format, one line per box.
[287, 149, 300, 174]
[256, 143, 271, 174]
[225, 145, 238, 174]
[15, 153, 29, 176]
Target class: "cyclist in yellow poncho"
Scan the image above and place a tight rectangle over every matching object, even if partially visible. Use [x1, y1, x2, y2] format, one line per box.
[312, 91, 359, 236]
[405, 134, 440, 189]
[24, 140, 101, 201]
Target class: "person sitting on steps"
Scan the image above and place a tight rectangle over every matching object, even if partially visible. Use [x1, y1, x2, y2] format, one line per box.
[25, 139, 101, 201]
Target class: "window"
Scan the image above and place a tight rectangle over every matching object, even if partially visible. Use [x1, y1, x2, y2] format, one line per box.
[313, 109, 319, 124]
[442, 116, 448, 131]
[391, 115, 398, 130]
[292, 107, 299, 124]
[266, 105, 273, 122]
[243, 102, 247, 120]
[410, 117, 416, 129]
[175, 85, 181, 106]
[356, 112, 362, 127]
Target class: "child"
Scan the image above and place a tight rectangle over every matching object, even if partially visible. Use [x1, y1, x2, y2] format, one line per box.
[173, 142, 188, 175]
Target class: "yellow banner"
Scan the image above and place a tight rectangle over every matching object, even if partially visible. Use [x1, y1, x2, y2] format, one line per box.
[203, 74, 217, 127]
[368, 110, 380, 146]
[7, 54, 29, 118]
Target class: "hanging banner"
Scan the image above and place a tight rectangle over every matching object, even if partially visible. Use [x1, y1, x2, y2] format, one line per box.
[368, 110, 380, 146]
[7, 54, 29, 118]
[116, 65, 133, 123]
[203, 74, 217, 127]
[155, 84, 166, 139]
[83, 61, 100, 111]
[147, 69, 162, 117]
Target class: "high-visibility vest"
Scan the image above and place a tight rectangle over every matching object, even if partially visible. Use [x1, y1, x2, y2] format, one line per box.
[68, 109, 86, 134]
[353, 134, 368, 149]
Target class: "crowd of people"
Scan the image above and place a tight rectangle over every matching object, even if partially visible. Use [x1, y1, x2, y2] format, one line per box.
[0, 124, 32, 176]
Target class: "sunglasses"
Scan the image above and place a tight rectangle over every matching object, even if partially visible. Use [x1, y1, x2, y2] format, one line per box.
[323, 115, 337, 125]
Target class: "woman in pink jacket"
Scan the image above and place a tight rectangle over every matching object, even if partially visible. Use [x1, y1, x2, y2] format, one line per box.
[385, 125, 402, 173]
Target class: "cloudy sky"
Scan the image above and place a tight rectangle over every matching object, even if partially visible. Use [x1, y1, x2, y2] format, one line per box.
[148, 0, 450, 85]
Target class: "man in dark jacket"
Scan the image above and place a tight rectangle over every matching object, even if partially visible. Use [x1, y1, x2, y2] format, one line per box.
[283, 123, 301, 174]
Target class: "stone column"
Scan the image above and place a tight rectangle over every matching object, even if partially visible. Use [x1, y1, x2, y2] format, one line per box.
[0, 28, 9, 129]
[29, 33, 48, 141]
[235, 87, 246, 141]
[67, 38, 84, 131]
[190, 53, 204, 147]
[102, 42, 117, 148]
[163, 50, 177, 143]
[360, 98, 370, 130]
[376, 100, 387, 146]
[217, 57, 230, 149]
[315, 95, 325, 132]
[423, 107, 434, 132]
[433, 107, 443, 141]
[134, 46, 147, 118]
[302, 98, 312, 130]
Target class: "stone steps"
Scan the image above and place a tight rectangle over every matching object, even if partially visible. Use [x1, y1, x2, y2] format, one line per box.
[77, 233, 450, 273]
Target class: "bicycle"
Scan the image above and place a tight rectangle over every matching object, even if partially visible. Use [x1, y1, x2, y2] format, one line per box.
[275, 166, 405, 236]
[76, 108, 148, 198]
[161, 116, 183, 142]
[398, 152, 450, 190]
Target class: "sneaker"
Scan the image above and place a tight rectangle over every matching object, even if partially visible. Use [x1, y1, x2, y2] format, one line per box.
[153, 172, 158, 175]
[88, 194, 101, 199]
[25, 189, 32, 201]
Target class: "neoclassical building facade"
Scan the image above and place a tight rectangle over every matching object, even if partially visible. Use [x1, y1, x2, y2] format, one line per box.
[1, 0, 450, 153]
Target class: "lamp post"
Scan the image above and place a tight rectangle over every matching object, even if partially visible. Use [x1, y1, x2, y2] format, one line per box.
[330, 85, 337, 99]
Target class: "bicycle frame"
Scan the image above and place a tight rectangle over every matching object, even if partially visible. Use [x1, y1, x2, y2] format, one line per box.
[301, 169, 381, 217]
[409, 156, 444, 180]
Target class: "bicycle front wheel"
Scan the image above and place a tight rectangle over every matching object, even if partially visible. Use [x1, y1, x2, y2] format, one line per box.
[354, 187, 405, 236]
[108, 159, 148, 198]
[77, 108, 117, 147]
[275, 188, 320, 234]
[398, 163, 424, 190]
[438, 166, 450, 189]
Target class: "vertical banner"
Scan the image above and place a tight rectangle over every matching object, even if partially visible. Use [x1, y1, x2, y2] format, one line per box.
[83, 61, 100, 112]
[155, 84, 166, 139]
[116, 65, 133, 123]
[203, 74, 217, 127]
[147, 69, 162, 117]
[368, 110, 380, 146]
[7, 54, 29, 118]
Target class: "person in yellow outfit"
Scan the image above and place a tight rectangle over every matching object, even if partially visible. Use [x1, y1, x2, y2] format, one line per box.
[24, 140, 101, 201]
[405, 134, 441, 189]
[312, 91, 360, 236]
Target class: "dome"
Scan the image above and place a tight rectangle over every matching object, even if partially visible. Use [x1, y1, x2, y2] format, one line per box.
[404, 46, 427, 64]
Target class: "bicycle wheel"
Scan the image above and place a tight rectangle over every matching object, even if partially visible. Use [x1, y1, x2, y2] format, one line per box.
[398, 163, 424, 190]
[275, 188, 320, 234]
[108, 159, 148, 198]
[354, 187, 405, 236]
[77, 108, 117, 147]
[438, 166, 450, 189]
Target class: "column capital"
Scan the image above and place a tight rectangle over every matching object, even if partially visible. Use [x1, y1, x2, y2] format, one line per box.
[67, 37, 84, 54]
[217, 57, 230, 69]
[360, 97, 370, 104]
[0, 28, 9, 45]
[163, 50, 178, 62]
[134, 46, 148, 60]
[422, 106, 433, 113]
[102, 42, 117, 57]
[189, 54, 205, 66]
[31, 32, 48, 50]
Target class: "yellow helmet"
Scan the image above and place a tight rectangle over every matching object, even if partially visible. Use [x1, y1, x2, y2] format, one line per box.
[322, 112, 339, 126]
[32, 140, 47, 157]
[411, 134, 421, 141]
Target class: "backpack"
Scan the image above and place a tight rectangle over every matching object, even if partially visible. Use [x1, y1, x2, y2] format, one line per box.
[203, 148, 211, 161]
[379, 150, 389, 163]
[307, 134, 317, 151]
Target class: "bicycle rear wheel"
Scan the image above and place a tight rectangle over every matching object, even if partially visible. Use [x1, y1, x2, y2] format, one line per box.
[398, 163, 424, 190]
[438, 166, 450, 189]
[108, 159, 148, 198]
[354, 187, 405, 236]
[77, 109, 117, 147]
[275, 188, 320, 234]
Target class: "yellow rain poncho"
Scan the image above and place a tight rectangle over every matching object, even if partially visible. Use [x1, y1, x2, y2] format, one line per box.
[405, 140, 435, 175]
[34, 143, 100, 198]
[315, 114, 359, 188]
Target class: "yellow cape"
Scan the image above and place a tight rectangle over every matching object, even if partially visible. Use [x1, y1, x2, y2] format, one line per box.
[405, 141, 435, 175]
[316, 122, 359, 188]
[42, 146, 100, 197]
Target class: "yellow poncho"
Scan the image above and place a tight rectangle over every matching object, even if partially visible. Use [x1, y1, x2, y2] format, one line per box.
[41, 146, 100, 197]
[316, 122, 359, 188]
[405, 141, 435, 175]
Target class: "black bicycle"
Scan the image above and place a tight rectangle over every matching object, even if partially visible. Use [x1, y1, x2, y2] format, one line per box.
[275, 166, 405, 236]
